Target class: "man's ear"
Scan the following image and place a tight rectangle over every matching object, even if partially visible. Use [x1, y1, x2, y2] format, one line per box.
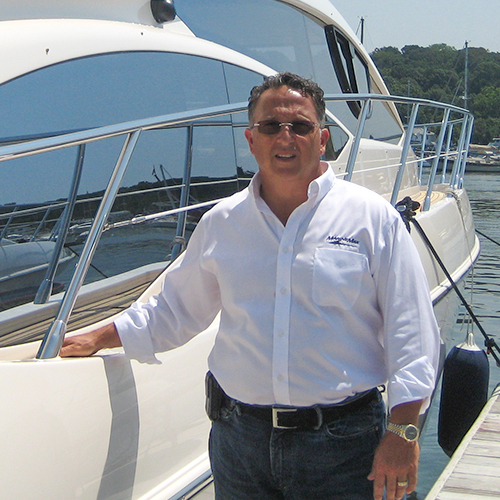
[319, 127, 330, 156]
[245, 128, 255, 155]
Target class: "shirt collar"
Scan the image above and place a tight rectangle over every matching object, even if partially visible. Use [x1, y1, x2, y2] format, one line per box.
[249, 161, 336, 207]
[308, 161, 336, 204]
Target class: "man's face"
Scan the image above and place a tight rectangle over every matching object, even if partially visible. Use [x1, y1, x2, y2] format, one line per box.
[244, 86, 329, 182]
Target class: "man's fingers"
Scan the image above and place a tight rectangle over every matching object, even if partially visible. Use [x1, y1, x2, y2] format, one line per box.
[368, 472, 417, 500]
[381, 478, 408, 500]
[396, 478, 409, 499]
[60, 324, 121, 357]
[368, 471, 386, 500]
[407, 473, 417, 492]
[60, 337, 96, 357]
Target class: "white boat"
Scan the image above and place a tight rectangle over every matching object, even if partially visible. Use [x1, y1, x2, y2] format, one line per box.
[0, 238, 73, 307]
[466, 143, 500, 173]
[466, 154, 500, 173]
[0, 1, 478, 498]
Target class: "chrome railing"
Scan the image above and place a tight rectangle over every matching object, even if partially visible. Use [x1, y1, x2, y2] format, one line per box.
[326, 93, 474, 208]
[35, 144, 85, 304]
[0, 94, 473, 357]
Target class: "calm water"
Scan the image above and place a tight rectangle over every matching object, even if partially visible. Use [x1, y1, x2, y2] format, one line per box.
[417, 171, 500, 498]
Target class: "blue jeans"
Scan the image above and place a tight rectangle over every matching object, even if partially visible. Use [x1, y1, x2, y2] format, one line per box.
[209, 393, 385, 500]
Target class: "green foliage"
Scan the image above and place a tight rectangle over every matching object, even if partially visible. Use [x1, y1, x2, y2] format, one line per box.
[371, 44, 500, 144]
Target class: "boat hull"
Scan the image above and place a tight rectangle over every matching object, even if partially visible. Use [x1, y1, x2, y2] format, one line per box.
[0, 326, 215, 499]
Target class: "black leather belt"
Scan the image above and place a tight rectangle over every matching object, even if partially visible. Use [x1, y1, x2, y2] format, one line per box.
[224, 388, 380, 431]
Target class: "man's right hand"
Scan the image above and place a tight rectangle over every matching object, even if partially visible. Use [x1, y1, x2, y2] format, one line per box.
[60, 323, 122, 357]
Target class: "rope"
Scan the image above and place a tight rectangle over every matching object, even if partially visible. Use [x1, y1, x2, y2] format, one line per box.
[395, 197, 500, 366]
[476, 229, 500, 248]
[171, 235, 186, 251]
[66, 245, 109, 279]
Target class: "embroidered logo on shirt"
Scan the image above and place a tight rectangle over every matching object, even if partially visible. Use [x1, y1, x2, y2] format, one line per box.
[326, 235, 360, 249]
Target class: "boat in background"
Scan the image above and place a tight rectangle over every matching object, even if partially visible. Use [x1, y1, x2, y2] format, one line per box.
[466, 154, 500, 173]
[466, 142, 500, 172]
[0, 238, 72, 309]
[0, 1, 479, 498]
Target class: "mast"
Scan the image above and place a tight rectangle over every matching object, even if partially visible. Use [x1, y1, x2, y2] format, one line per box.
[464, 41, 469, 110]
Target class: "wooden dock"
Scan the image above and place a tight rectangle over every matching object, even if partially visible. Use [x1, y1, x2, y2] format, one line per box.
[425, 384, 500, 499]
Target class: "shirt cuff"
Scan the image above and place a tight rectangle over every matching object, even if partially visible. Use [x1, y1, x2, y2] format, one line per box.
[114, 312, 161, 365]
[387, 358, 437, 413]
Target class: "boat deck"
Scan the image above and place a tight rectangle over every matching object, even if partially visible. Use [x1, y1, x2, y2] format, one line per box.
[425, 384, 500, 499]
[0, 279, 151, 347]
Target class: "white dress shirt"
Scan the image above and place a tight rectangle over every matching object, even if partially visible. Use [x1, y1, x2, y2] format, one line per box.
[115, 164, 440, 411]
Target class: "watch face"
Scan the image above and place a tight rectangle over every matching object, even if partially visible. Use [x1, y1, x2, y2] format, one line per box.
[404, 425, 419, 441]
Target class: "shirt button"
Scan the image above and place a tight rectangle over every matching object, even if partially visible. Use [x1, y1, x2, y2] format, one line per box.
[278, 330, 285, 337]
[283, 247, 289, 253]
[280, 287, 287, 295]
[277, 374, 284, 381]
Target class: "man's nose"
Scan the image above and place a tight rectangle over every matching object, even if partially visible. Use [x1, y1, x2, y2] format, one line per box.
[276, 123, 295, 139]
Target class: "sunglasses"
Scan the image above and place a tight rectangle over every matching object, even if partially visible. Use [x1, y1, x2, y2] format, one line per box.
[250, 120, 320, 136]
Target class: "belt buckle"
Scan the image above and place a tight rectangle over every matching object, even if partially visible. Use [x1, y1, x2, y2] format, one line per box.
[272, 407, 298, 429]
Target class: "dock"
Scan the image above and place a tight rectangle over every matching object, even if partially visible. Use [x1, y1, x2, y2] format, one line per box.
[425, 384, 500, 499]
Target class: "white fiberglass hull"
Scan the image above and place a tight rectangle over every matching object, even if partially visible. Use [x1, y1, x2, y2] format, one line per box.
[0, 323, 215, 499]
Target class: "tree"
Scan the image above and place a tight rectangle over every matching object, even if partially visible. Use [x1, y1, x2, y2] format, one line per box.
[371, 43, 500, 144]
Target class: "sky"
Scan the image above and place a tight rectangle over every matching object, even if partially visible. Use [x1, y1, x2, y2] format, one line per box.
[334, 0, 498, 53]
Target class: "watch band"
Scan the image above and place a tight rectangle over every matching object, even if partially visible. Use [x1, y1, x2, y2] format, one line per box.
[387, 422, 419, 442]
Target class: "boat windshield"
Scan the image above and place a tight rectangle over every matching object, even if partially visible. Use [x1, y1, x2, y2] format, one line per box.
[0, 53, 264, 205]
[0, 53, 269, 310]
[175, 0, 403, 143]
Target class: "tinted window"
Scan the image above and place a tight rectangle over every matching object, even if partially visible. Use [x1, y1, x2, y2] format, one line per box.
[176, 0, 341, 94]
[176, 0, 402, 142]
[0, 52, 262, 205]
[0, 52, 263, 297]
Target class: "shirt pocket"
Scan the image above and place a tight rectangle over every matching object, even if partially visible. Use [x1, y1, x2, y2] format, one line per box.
[312, 248, 369, 309]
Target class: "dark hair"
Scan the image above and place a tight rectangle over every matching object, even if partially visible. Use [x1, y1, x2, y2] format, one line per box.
[248, 72, 326, 126]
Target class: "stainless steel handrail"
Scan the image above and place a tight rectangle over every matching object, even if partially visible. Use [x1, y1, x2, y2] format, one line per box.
[345, 99, 371, 182]
[0, 94, 472, 357]
[32, 104, 250, 359]
[325, 92, 470, 114]
[324, 93, 472, 209]
[35, 144, 86, 304]
[36, 131, 142, 359]
[0, 103, 249, 163]
[390, 102, 420, 206]
[423, 108, 451, 211]
[171, 125, 195, 261]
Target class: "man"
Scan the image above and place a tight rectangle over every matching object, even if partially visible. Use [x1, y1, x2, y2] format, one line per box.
[62, 72, 439, 500]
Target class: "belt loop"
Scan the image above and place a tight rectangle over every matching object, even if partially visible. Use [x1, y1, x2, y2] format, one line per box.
[313, 406, 323, 430]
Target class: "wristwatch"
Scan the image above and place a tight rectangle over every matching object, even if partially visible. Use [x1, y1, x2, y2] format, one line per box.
[387, 422, 420, 442]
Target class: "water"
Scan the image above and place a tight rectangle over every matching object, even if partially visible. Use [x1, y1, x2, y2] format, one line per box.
[416, 171, 500, 498]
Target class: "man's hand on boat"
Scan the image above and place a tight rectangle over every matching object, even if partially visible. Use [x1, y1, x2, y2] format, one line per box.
[60, 323, 122, 357]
